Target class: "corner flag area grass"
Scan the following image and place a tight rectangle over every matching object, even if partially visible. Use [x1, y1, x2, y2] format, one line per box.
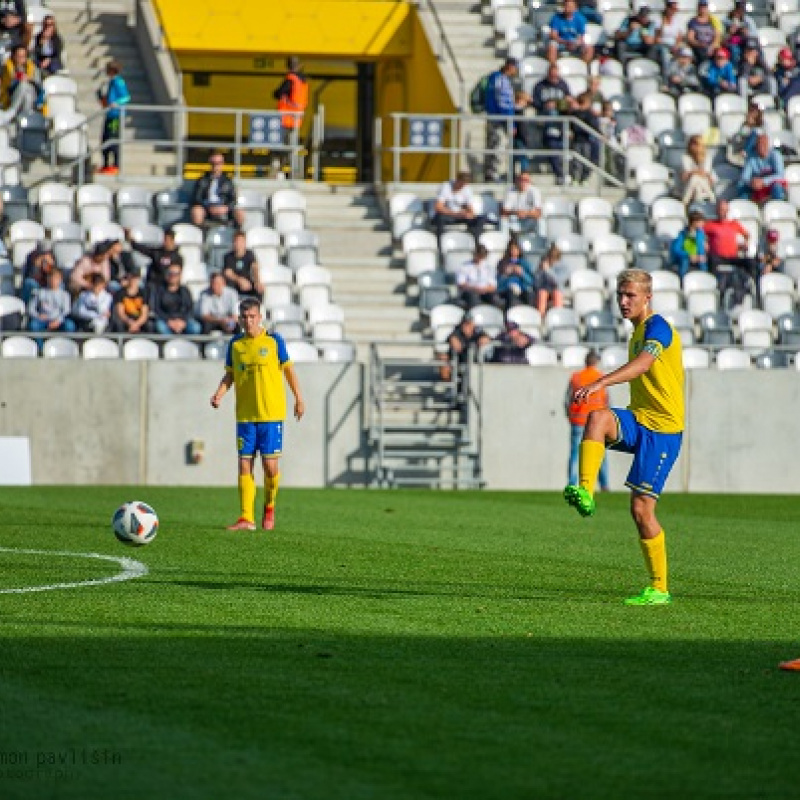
[1, 487, 799, 799]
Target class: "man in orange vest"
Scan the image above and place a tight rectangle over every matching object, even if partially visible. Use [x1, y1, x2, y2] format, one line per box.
[566, 351, 609, 490]
[274, 56, 309, 136]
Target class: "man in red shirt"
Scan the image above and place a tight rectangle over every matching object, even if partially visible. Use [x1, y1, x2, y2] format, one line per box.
[702, 198, 760, 305]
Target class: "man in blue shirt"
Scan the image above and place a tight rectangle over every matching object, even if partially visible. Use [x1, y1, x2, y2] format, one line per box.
[613, 6, 657, 62]
[484, 58, 519, 182]
[701, 47, 737, 97]
[547, 0, 593, 64]
[739, 132, 787, 203]
[97, 59, 131, 175]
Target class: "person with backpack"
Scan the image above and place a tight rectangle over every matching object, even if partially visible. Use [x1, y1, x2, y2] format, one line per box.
[484, 58, 519, 183]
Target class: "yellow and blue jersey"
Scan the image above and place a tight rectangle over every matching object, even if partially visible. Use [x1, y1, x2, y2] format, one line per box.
[225, 329, 291, 423]
[628, 313, 684, 434]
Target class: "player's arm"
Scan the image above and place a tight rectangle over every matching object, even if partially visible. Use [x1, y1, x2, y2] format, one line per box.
[573, 351, 656, 403]
[211, 371, 234, 408]
[283, 364, 305, 420]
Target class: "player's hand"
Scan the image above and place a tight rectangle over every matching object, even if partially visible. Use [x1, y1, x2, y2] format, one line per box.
[210, 393, 221, 409]
[573, 381, 602, 404]
[294, 399, 305, 420]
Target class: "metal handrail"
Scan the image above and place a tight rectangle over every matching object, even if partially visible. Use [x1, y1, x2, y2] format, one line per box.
[414, 0, 467, 111]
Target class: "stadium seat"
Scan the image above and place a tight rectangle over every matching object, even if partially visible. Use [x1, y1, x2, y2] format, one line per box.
[650, 270, 683, 314]
[270, 190, 307, 235]
[554, 233, 589, 273]
[714, 93, 747, 141]
[88, 221, 124, 246]
[204, 226, 235, 271]
[37, 181, 74, 228]
[762, 200, 798, 243]
[651, 198, 686, 242]
[402, 230, 439, 279]
[677, 93, 713, 137]
[50, 221, 85, 271]
[440, 230, 475, 275]
[469, 304, 504, 337]
[682, 346, 711, 369]
[610, 93, 640, 132]
[116, 186, 153, 229]
[77, 184, 114, 228]
[634, 162, 671, 206]
[699, 310, 734, 345]
[43, 337, 79, 359]
[479, 230, 510, 268]
[203, 340, 227, 361]
[8, 220, 44, 268]
[632, 235, 666, 273]
[272, 321, 305, 340]
[430, 303, 464, 345]
[716, 347, 752, 369]
[270, 304, 305, 326]
[235, 190, 269, 231]
[760, 272, 795, 319]
[53, 112, 88, 161]
[525, 344, 559, 366]
[642, 93, 678, 138]
[261, 265, 294, 309]
[542, 197, 577, 239]
[777, 236, 800, 280]
[247, 226, 282, 271]
[737, 309, 774, 350]
[1, 334, 37, 358]
[519, 52, 548, 92]
[319, 341, 356, 363]
[155, 188, 189, 228]
[171, 223, 204, 268]
[584, 309, 619, 344]
[569, 269, 605, 316]
[129, 223, 165, 248]
[561, 344, 590, 369]
[419, 285, 453, 315]
[83, 337, 120, 360]
[312, 320, 345, 342]
[684, 272, 719, 317]
[296, 265, 333, 310]
[2, 186, 30, 224]
[0, 257, 14, 296]
[614, 197, 649, 240]
[758, 27, 787, 68]
[544, 307, 580, 345]
[777, 312, 800, 346]
[284, 230, 320, 271]
[754, 349, 790, 369]
[505, 304, 542, 338]
[163, 339, 200, 360]
[18, 111, 49, 159]
[600, 345, 628, 370]
[307, 303, 344, 329]
[43, 75, 78, 117]
[123, 338, 160, 361]
[518, 232, 548, 259]
[286, 340, 319, 363]
[0, 146, 22, 185]
[577, 197, 613, 240]
[389, 193, 425, 241]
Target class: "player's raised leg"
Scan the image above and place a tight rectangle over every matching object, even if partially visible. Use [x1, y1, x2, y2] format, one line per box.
[564, 408, 616, 517]
[624, 492, 671, 605]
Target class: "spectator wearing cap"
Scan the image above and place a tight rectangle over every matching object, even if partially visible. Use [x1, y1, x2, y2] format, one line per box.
[665, 46, 701, 98]
[774, 48, 800, 108]
[547, 0, 593, 65]
[455, 245, 499, 310]
[738, 40, 772, 100]
[432, 171, 485, 239]
[69, 241, 113, 298]
[484, 58, 519, 183]
[613, 6, 657, 63]
[739, 132, 787, 204]
[110, 265, 150, 334]
[669, 210, 708, 278]
[489, 321, 534, 364]
[758, 229, 783, 275]
[701, 47, 737, 97]
[654, 0, 685, 73]
[687, 0, 721, 65]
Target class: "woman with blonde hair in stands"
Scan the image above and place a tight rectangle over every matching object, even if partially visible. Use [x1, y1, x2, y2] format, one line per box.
[681, 135, 716, 207]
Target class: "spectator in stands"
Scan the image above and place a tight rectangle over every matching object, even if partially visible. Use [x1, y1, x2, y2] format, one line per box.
[489, 321, 534, 364]
[438, 311, 492, 382]
[570, 90, 602, 184]
[150, 264, 201, 336]
[0, 0, 31, 49]
[0, 44, 43, 112]
[666, 46, 702, 98]
[484, 58, 519, 183]
[97, 60, 130, 175]
[687, 0, 720, 65]
[69, 241, 112, 297]
[125, 227, 183, 289]
[758, 229, 783, 275]
[432, 171, 485, 239]
[455, 244, 499, 309]
[547, 0, 593, 65]
[73, 273, 113, 333]
[613, 6, 657, 63]
[222, 230, 262, 300]
[774, 48, 800, 107]
[738, 40, 771, 100]
[533, 244, 565, 315]
[739, 133, 787, 203]
[27, 267, 75, 334]
[724, 5, 758, 67]
[532, 65, 574, 185]
[190, 152, 244, 229]
[197, 272, 239, 334]
[110, 265, 150, 334]
[701, 47, 737, 98]
[654, 1, 685, 74]
[500, 172, 542, 235]
[33, 15, 63, 77]
[273, 56, 309, 170]
[106, 239, 135, 286]
[496, 239, 535, 308]
[21, 240, 55, 303]
[669, 210, 707, 278]
[681, 135, 716, 206]
[727, 102, 762, 166]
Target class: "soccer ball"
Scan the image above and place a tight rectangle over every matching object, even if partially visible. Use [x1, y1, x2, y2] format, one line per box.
[111, 501, 159, 547]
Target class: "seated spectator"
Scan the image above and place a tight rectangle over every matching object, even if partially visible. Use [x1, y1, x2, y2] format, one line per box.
[739, 133, 787, 203]
[438, 311, 492, 382]
[197, 272, 239, 334]
[681, 135, 716, 206]
[432, 171, 485, 239]
[738, 40, 771, 100]
[126, 227, 183, 289]
[27, 268, 75, 334]
[73, 273, 113, 333]
[500, 173, 542, 235]
[727, 102, 762, 166]
[570, 91, 602, 184]
[489, 321, 534, 364]
[547, 0, 593, 65]
[669, 210, 707, 278]
[532, 65, 575, 185]
[222, 230, 262, 299]
[758, 228, 783, 275]
[704, 197, 761, 302]
[687, 1, 721, 65]
[774, 48, 800, 108]
[106, 239, 135, 287]
[150, 264, 201, 336]
[0, 45, 44, 112]
[0, 0, 31, 49]
[496, 239, 536, 307]
[110, 266, 150, 334]
[21, 240, 56, 303]
[33, 15, 63, 77]
[69, 241, 112, 297]
[724, 4, 758, 67]
[666, 46, 702, 98]
[654, 0, 685, 73]
[701, 47, 737, 97]
[455, 244, 499, 309]
[613, 6, 657, 63]
[533, 244, 566, 315]
[190, 153, 245, 229]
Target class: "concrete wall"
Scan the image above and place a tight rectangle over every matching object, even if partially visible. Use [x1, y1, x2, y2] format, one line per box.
[1, 361, 798, 492]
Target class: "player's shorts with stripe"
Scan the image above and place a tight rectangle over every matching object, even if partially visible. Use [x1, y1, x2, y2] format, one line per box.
[236, 421, 283, 457]
[608, 408, 682, 499]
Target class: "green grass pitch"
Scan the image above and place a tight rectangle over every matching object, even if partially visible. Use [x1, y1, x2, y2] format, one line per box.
[1, 486, 799, 799]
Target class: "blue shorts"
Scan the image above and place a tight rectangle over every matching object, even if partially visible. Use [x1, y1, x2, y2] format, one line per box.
[608, 409, 682, 499]
[236, 421, 283, 457]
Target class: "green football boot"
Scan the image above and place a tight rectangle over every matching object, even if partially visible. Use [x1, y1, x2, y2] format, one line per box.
[563, 485, 596, 517]
[624, 586, 672, 606]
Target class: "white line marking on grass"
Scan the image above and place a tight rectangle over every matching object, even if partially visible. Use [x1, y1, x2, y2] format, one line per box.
[0, 548, 148, 594]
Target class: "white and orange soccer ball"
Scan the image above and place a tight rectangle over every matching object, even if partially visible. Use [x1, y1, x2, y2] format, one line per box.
[112, 501, 159, 546]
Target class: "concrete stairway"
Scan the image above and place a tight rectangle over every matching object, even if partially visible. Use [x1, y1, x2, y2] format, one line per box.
[304, 185, 423, 355]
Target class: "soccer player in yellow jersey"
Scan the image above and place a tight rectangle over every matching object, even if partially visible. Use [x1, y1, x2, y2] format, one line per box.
[211, 298, 304, 531]
[564, 269, 684, 605]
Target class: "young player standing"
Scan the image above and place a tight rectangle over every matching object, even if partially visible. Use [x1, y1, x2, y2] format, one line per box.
[211, 298, 304, 531]
[564, 269, 684, 605]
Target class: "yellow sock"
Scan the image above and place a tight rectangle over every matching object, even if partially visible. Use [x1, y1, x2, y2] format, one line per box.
[640, 531, 668, 593]
[578, 440, 606, 496]
[265, 472, 281, 509]
[238, 474, 256, 523]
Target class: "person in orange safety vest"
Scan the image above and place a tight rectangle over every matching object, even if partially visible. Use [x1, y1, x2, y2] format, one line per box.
[274, 57, 309, 134]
